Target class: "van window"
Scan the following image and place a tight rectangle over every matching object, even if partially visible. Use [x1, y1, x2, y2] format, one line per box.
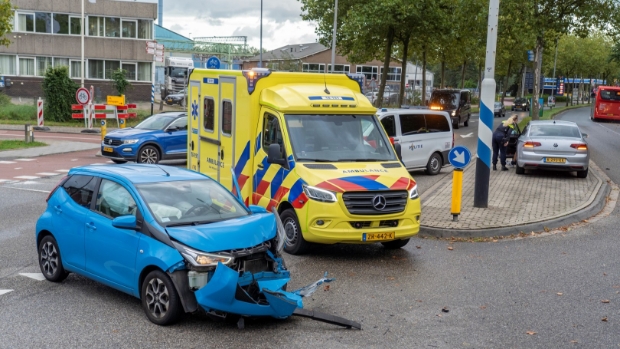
[222, 100, 232, 135]
[460, 91, 470, 105]
[599, 89, 620, 102]
[204, 97, 214, 131]
[430, 91, 459, 110]
[425, 114, 450, 132]
[400, 114, 427, 135]
[380, 115, 396, 137]
[63, 175, 97, 209]
[263, 113, 284, 157]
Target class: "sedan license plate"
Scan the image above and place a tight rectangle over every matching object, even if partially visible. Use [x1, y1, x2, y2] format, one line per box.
[362, 232, 395, 242]
[544, 157, 566, 163]
[103, 146, 113, 152]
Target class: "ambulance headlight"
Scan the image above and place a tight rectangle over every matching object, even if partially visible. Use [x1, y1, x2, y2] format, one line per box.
[122, 139, 139, 145]
[303, 185, 337, 203]
[409, 184, 419, 199]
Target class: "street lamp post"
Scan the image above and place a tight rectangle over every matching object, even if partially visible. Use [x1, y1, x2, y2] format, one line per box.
[330, 0, 338, 73]
[81, 0, 96, 88]
[259, 0, 263, 68]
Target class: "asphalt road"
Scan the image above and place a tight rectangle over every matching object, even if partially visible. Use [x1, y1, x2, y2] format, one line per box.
[2, 107, 620, 348]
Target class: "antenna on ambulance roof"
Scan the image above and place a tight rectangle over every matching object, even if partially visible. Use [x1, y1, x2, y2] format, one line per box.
[323, 70, 330, 95]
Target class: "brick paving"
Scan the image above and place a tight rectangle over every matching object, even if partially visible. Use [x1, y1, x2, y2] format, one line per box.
[420, 163, 602, 230]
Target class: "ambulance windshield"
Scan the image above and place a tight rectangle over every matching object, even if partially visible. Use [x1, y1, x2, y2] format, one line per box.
[285, 114, 396, 162]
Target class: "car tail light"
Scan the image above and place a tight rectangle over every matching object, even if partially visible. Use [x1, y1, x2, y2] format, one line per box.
[570, 143, 588, 150]
[523, 141, 541, 148]
[46, 176, 68, 203]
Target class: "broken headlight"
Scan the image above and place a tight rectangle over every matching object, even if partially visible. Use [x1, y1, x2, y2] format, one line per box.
[172, 241, 233, 268]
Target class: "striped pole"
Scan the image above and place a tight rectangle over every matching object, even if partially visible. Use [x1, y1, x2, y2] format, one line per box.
[473, 0, 499, 208]
[37, 97, 44, 127]
[151, 84, 154, 115]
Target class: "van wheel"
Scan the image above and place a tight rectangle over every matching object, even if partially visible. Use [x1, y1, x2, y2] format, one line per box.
[453, 119, 460, 129]
[425, 153, 442, 175]
[464, 116, 469, 127]
[281, 209, 311, 255]
[381, 239, 410, 249]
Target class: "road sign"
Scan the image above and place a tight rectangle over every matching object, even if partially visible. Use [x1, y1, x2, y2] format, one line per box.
[153, 55, 164, 62]
[448, 145, 472, 169]
[207, 56, 221, 69]
[146, 47, 155, 54]
[107, 95, 125, 106]
[146, 41, 157, 49]
[527, 50, 535, 62]
[76, 87, 90, 105]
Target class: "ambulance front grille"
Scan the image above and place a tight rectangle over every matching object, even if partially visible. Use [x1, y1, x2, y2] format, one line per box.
[342, 191, 407, 215]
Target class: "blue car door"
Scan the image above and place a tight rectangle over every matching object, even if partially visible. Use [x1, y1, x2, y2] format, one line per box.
[50, 175, 98, 271]
[84, 178, 140, 293]
[159, 116, 187, 156]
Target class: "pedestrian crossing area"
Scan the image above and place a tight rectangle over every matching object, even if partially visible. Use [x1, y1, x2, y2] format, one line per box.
[0, 157, 114, 183]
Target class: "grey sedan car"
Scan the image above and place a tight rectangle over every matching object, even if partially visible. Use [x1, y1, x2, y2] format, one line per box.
[494, 102, 506, 117]
[515, 120, 589, 178]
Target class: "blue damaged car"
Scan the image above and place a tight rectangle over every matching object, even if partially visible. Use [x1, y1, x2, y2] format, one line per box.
[35, 164, 357, 328]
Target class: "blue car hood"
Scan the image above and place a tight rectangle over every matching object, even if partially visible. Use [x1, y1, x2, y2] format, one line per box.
[107, 128, 158, 138]
[165, 213, 277, 253]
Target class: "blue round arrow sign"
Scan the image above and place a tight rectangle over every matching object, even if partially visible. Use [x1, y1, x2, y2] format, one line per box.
[448, 145, 472, 169]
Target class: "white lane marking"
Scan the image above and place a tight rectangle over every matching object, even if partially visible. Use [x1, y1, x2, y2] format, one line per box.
[460, 132, 474, 138]
[36, 172, 62, 176]
[595, 122, 620, 137]
[0, 161, 16, 164]
[71, 159, 78, 161]
[0, 179, 11, 183]
[14, 167, 22, 170]
[2, 186, 50, 193]
[15, 158, 37, 162]
[106, 161, 113, 163]
[0, 290, 13, 296]
[55, 169, 70, 173]
[19, 273, 46, 281]
[14, 176, 40, 180]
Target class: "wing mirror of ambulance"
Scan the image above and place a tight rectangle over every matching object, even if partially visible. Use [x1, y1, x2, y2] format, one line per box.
[394, 143, 403, 162]
[267, 143, 287, 166]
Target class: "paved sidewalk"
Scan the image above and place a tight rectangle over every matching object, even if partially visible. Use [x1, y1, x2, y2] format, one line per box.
[0, 139, 99, 159]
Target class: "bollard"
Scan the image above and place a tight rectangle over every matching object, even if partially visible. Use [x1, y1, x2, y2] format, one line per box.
[451, 168, 463, 221]
[101, 119, 107, 140]
[24, 124, 34, 143]
[119, 118, 126, 129]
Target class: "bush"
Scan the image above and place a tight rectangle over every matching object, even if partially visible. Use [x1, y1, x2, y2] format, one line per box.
[110, 68, 131, 96]
[42, 66, 79, 122]
[0, 91, 10, 107]
[0, 104, 37, 120]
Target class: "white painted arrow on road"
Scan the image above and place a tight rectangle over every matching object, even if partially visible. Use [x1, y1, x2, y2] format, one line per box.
[460, 132, 474, 138]
[453, 151, 465, 164]
[0, 290, 13, 296]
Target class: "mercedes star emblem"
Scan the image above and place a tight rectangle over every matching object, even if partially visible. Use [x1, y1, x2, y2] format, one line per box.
[372, 195, 387, 211]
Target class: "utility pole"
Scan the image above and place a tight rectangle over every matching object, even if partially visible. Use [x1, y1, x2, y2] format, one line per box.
[330, 0, 338, 73]
[473, 0, 499, 208]
[259, 0, 263, 68]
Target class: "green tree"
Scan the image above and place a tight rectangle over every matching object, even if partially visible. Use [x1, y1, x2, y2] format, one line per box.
[0, 0, 14, 47]
[110, 68, 131, 96]
[42, 66, 79, 122]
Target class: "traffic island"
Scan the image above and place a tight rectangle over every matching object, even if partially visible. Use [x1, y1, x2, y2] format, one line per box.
[418, 161, 611, 238]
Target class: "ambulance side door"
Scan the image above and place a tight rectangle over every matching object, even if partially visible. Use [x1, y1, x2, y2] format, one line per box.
[218, 76, 236, 189]
[188, 80, 200, 171]
[253, 110, 285, 207]
[199, 84, 220, 181]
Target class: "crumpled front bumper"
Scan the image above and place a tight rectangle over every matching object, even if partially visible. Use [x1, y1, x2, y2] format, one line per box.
[194, 262, 333, 319]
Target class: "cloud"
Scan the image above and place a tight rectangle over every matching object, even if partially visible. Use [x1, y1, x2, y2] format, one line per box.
[169, 24, 184, 32]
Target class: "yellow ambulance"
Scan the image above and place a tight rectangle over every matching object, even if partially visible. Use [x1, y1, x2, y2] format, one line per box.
[186, 68, 421, 254]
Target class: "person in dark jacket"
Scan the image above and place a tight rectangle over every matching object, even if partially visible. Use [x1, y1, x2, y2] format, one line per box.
[492, 115, 517, 171]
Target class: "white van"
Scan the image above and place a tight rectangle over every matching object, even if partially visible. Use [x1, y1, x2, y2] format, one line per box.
[375, 108, 454, 175]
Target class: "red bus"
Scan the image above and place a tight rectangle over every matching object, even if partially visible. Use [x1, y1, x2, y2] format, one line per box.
[591, 86, 620, 121]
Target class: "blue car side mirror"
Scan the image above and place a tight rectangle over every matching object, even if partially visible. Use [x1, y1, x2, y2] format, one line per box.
[248, 205, 267, 214]
[111, 215, 138, 230]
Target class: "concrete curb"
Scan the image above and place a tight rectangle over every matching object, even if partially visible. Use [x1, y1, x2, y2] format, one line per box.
[418, 163, 611, 238]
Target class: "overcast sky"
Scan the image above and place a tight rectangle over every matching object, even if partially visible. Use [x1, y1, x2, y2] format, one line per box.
[140, 0, 319, 50]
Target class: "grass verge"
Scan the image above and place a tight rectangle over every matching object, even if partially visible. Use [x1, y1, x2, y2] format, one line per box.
[517, 104, 588, 130]
[0, 140, 46, 151]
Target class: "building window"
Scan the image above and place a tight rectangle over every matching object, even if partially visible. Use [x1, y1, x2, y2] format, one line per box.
[53, 14, 69, 34]
[222, 101, 232, 135]
[88, 16, 104, 37]
[138, 19, 152, 39]
[70, 60, 82, 78]
[138, 62, 151, 81]
[19, 57, 35, 76]
[105, 60, 120, 79]
[381, 67, 402, 82]
[17, 13, 34, 32]
[36, 57, 52, 76]
[88, 59, 104, 79]
[105, 17, 120, 38]
[356, 65, 378, 80]
[122, 19, 137, 38]
[302, 63, 325, 73]
[204, 97, 214, 131]
[122, 63, 136, 80]
[327, 64, 350, 74]
[35, 12, 52, 33]
[70, 16, 81, 35]
[54, 58, 70, 68]
[0, 55, 16, 75]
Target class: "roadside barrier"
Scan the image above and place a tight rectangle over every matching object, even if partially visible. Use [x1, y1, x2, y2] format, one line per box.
[72, 103, 138, 138]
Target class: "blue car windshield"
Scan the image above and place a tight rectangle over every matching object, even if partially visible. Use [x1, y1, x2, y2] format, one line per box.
[134, 115, 177, 130]
[136, 180, 249, 226]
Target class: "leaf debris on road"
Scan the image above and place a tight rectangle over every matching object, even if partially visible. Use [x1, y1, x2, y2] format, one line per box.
[526, 331, 537, 335]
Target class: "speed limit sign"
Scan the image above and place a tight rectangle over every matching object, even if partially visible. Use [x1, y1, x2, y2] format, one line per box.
[76, 87, 91, 105]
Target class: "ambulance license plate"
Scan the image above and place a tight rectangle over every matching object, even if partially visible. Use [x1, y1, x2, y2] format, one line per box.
[362, 232, 395, 242]
[103, 147, 113, 152]
[544, 157, 565, 163]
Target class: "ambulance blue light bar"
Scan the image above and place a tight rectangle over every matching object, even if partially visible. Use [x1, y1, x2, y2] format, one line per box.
[242, 68, 271, 94]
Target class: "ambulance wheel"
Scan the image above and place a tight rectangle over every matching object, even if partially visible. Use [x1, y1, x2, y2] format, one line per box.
[281, 209, 310, 255]
[112, 160, 127, 164]
[381, 239, 410, 249]
[137, 145, 160, 164]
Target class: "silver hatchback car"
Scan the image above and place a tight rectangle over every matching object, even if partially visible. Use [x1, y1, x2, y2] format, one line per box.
[515, 120, 589, 178]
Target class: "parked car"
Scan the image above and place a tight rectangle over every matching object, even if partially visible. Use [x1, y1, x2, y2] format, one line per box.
[514, 120, 589, 178]
[164, 88, 187, 107]
[511, 97, 530, 111]
[101, 112, 187, 164]
[365, 91, 379, 104]
[428, 89, 471, 129]
[494, 102, 506, 118]
[35, 164, 339, 326]
[375, 108, 453, 175]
